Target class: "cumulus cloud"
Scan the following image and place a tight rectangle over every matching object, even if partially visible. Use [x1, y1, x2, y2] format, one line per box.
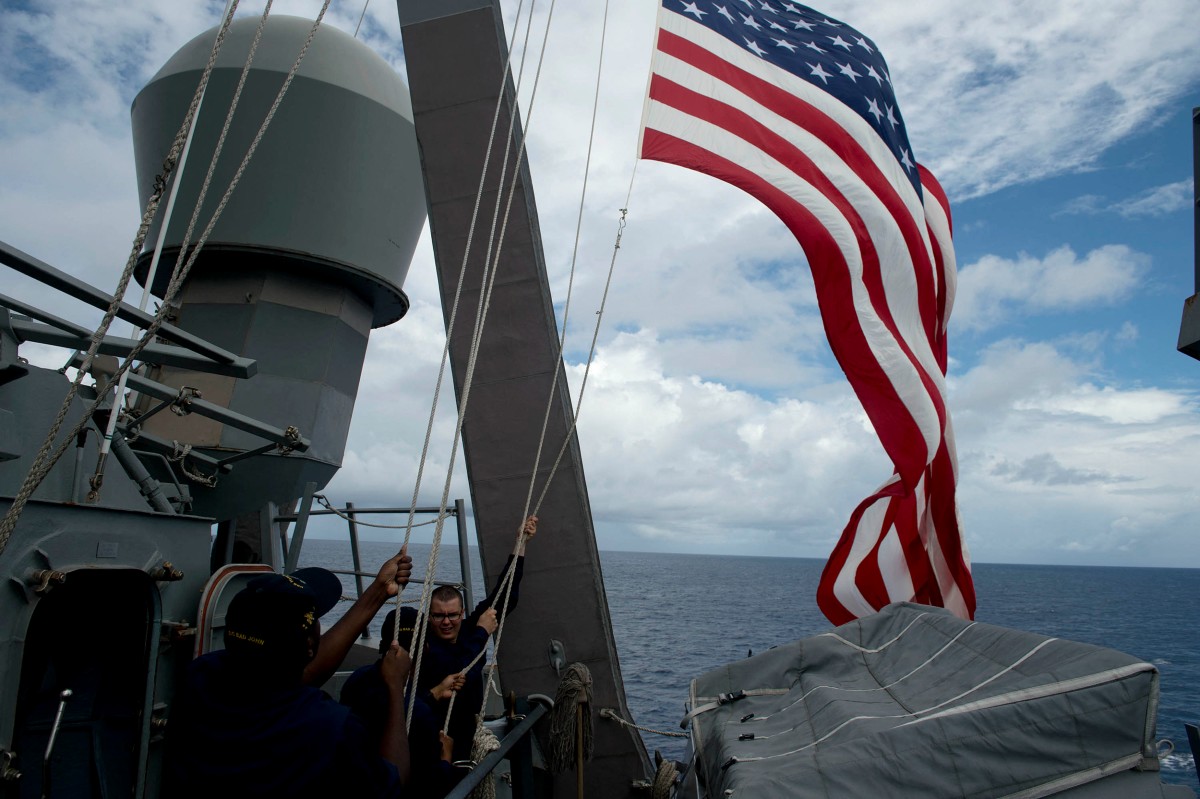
[565, 330, 890, 551]
[950, 339, 1200, 564]
[988, 453, 1127, 487]
[953, 245, 1149, 333]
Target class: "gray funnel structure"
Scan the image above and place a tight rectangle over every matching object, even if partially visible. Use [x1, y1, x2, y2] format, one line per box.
[128, 16, 426, 521]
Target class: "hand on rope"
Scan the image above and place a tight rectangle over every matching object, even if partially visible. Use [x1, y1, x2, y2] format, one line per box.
[477, 607, 499, 635]
[516, 514, 538, 555]
[380, 640, 412, 690]
[431, 672, 466, 702]
[374, 545, 413, 598]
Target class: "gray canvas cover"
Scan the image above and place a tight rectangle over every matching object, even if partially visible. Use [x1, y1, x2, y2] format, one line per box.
[686, 603, 1162, 798]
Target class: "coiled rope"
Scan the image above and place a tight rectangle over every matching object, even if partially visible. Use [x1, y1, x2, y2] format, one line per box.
[547, 663, 594, 774]
[651, 756, 679, 799]
[467, 725, 502, 799]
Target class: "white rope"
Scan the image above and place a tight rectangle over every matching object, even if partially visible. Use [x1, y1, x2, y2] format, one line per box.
[89, 0, 276, 498]
[463, 0, 637, 740]
[353, 0, 370, 38]
[516, 0, 611, 526]
[452, 0, 577, 712]
[400, 0, 542, 731]
[95, 0, 241, 482]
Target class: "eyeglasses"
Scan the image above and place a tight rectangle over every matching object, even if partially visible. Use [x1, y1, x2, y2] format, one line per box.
[430, 612, 462, 622]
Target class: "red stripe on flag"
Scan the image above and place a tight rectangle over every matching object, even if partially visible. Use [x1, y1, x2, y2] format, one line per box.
[641, 126, 932, 477]
[645, 76, 943, 481]
[657, 29, 942, 347]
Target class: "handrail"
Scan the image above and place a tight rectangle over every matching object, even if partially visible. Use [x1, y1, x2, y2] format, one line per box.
[0, 238, 251, 370]
[443, 699, 551, 799]
[277, 497, 475, 611]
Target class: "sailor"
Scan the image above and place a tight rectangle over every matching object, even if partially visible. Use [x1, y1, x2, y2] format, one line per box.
[341, 606, 465, 797]
[418, 515, 538, 761]
[164, 549, 414, 798]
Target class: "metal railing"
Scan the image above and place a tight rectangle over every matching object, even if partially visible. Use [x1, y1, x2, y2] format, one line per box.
[444, 696, 552, 799]
[278, 483, 475, 624]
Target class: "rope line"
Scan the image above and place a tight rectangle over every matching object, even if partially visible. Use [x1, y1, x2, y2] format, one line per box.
[516, 0, 611, 531]
[547, 663, 594, 773]
[353, 0, 371, 38]
[401, 0, 543, 732]
[600, 708, 689, 739]
[88, 0, 276, 497]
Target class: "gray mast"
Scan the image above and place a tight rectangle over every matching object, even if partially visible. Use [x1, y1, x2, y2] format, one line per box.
[396, 1, 652, 794]
[1179, 106, 1200, 360]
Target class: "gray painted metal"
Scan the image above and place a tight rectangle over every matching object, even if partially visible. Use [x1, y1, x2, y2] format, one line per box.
[0, 368, 146, 511]
[1179, 107, 1200, 359]
[0, 360, 214, 796]
[397, 1, 652, 794]
[79, 360, 312, 454]
[1188, 723, 1200, 782]
[127, 17, 429, 523]
[0, 239, 246, 367]
[1193, 107, 1199, 294]
[130, 16, 426, 329]
[8, 318, 255, 379]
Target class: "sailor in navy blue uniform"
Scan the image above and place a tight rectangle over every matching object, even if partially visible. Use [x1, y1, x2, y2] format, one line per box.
[416, 515, 537, 762]
[164, 550, 413, 798]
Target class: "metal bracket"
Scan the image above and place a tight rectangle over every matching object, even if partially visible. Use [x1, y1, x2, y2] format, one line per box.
[0, 749, 19, 782]
[149, 561, 184, 581]
[547, 639, 566, 677]
[28, 569, 66, 596]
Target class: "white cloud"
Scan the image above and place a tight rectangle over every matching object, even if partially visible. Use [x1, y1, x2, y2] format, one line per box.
[1112, 180, 1193, 218]
[1058, 181, 1193, 219]
[836, 1, 1200, 198]
[566, 330, 891, 552]
[953, 245, 1149, 333]
[950, 339, 1200, 565]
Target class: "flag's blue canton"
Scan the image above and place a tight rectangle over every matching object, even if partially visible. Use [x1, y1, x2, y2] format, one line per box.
[667, 0, 921, 198]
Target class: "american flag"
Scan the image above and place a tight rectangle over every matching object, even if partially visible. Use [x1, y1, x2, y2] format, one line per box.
[638, 1, 975, 623]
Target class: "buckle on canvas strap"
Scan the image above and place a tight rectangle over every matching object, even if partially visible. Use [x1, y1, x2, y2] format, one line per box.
[679, 690, 747, 729]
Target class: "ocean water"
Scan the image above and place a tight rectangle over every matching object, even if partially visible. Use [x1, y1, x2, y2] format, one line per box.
[298, 540, 1199, 792]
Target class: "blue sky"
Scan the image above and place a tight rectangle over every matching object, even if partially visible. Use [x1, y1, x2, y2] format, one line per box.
[1, 0, 1199, 569]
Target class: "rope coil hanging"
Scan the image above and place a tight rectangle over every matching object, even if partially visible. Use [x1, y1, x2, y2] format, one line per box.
[467, 724, 502, 799]
[547, 662, 594, 774]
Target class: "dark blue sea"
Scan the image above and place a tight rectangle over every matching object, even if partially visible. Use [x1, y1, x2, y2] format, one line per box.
[299, 541, 1199, 792]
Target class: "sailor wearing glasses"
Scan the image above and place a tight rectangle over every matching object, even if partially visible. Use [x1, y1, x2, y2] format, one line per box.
[419, 515, 538, 762]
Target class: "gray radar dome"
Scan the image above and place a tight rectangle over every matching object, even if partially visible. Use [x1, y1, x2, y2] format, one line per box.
[127, 17, 428, 521]
[131, 15, 425, 327]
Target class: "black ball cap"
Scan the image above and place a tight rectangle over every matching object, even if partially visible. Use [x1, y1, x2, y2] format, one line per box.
[224, 567, 343, 656]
